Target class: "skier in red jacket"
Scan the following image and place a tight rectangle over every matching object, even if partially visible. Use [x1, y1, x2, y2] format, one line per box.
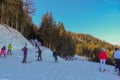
[98, 48, 108, 72]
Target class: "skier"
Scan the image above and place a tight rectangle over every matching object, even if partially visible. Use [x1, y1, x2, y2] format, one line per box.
[7, 44, 13, 55]
[98, 48, 108, 72]
[0, 45, 6, 58]
[113, 47, 119, 72]
[36, 45, 42, 61]
[21, 43, 28, 63]
[114, 47, 120, 75]
[53, 49, 58, 62]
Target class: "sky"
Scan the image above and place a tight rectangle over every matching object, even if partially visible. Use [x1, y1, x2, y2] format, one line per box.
[32, 0, 120, 43]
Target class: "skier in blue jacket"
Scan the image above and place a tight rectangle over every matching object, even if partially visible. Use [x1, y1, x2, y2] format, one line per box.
[114, 47, 120, 75]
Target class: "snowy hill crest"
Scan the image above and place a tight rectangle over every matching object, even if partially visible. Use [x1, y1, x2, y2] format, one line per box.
[0, 24, 33, 49]
[111, 42, 120, 46]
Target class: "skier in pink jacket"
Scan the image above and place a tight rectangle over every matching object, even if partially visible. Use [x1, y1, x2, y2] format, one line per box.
[0, 46, 6, 58]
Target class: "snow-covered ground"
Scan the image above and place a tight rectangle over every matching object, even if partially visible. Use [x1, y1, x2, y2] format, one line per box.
[0, 24, 33, 49]
[0, 48, 120, 80]
[0, 24, 120, 80]
[110, 42, 120, 46]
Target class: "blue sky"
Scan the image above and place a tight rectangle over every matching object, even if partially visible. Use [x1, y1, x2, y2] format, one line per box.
[32, 0, 120, 43]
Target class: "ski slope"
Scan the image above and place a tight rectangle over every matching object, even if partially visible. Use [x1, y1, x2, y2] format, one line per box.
[0, 24, 120, 80]
[0, 24, 33, 49]
[0, 48, 120, 80]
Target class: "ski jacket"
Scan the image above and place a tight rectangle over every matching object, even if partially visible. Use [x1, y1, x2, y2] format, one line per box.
[114, 50, 120, 59]
[99, 51, 107, 60]
[8, 45, 13, 50]
[22, 47, 28, 54]
[1, 46, 6, 51]
[38, 46, 42, 54]
[53, 51, 58, 57]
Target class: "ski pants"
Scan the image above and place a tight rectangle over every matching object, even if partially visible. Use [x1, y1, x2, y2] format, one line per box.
[7, 50, 12, 55]
[0, 50, 6, 56]
[22, 53, 27, 63]
[37, 53, 42, 61]
[54, 56, 58, 62]
[116, 59, 120, 73]
[99, 59, 107, 70]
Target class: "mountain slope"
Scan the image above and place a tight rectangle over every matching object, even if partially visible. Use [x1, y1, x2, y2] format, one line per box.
[0, 24, 33, 49]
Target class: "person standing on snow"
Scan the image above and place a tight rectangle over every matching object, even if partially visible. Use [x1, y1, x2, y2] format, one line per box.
[0, 45, 6, 58]
[98, 48, 108, 72]
[7, 44, 13, 55]
[21, 43, 28, 63]
[113, 47, 119, 72]
[114, 47, 120, 75]
[53, 49, 58, 62]
[36, 44, 42, 61]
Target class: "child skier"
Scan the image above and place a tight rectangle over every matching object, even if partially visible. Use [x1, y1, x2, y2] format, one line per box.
[21, 43, 28, 63]
[0, 46, 6, 58]
[53, 49, 58, 62]
[7, 44, 13, 55]
[36, 45, 42, 61]
[98, 48, 108, 72]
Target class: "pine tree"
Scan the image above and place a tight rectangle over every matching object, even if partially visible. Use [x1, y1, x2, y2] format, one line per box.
[0, 0, 36, 38]
[38, 12, 56, 49]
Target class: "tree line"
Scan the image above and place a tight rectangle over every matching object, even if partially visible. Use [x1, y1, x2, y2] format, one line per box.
[0, 0, 37, 38]
[36, 12, 115, 65]
[36, 12, 76, 58]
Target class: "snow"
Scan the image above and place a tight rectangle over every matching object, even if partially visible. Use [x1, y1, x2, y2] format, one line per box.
[110, 42, 120, 46]
[0, 24, 120, 80]
[0, 51, 120, 80]
[0, 24, 33, 49]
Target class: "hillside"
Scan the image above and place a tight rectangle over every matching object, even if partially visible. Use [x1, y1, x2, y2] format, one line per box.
[0, 24, 33, 49]
[68, 31, 113, 46]
[67, 31, 114, 63]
